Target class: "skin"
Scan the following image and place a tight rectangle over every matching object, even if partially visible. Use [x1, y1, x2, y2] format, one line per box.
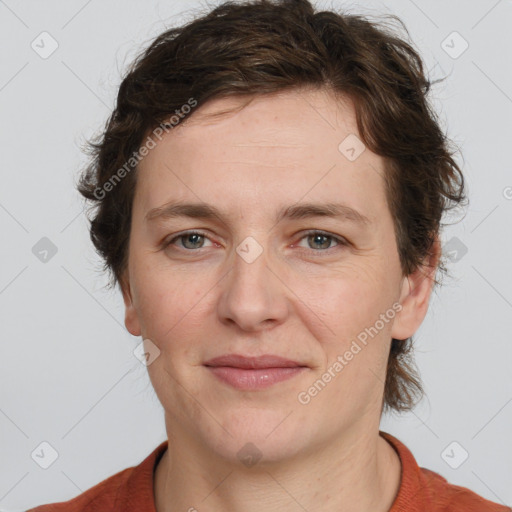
[121, 87, 440, 512]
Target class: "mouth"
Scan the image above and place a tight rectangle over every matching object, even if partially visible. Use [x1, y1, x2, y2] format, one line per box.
[203, 354, 308, 390]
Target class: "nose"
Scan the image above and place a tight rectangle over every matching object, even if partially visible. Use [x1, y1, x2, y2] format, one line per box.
[216, 238, 289, 332]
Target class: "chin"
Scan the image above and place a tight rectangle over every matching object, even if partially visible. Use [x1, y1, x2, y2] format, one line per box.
[205, 408, 310, 465]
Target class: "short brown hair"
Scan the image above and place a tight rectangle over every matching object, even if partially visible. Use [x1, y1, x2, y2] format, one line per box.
[77, 0, 466, 414]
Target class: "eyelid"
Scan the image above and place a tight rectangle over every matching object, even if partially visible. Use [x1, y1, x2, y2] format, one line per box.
[164, 229, 215, 249]
[295, 229, 347, 244]
[292, 229, 348, 255]
[164, 229, 348, 253]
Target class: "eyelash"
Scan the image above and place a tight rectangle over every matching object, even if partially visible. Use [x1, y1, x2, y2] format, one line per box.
[164, 229, 348, 256]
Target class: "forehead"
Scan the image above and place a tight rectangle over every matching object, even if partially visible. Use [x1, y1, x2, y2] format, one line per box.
[134, 88, 388, 223]
[173, 88, 357, 149]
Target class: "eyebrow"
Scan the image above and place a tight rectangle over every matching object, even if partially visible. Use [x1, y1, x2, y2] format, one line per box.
[145, 201, 371, 227]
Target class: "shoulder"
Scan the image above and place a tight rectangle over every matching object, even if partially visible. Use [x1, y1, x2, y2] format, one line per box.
[25, 441, 168, 512]
[25, 467, 133, 512]
[380, 431, 510, 512]
[418, 467, 511, 512]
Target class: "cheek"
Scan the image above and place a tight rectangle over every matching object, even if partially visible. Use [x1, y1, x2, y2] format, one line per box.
[294, 262, 394, 341]
[130, 261, 207, 342]
[299, 271, 395, 405]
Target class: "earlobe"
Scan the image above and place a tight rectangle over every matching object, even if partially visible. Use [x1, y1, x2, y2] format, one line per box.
[120, 276, 141, 337]
[391, 237, 441, 341]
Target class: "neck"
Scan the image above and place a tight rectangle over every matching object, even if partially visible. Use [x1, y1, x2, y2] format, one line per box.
[154, 424, 401, 512]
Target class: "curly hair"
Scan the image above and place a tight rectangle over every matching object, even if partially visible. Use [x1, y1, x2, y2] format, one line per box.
[76, 0, 467, 414]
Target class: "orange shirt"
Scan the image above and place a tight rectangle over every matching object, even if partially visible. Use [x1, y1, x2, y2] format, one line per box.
[26, 431, 510, 511]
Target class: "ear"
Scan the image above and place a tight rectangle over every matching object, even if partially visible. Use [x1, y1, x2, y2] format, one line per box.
[120, 273, 141, 337]
[391, 235, 441, 341]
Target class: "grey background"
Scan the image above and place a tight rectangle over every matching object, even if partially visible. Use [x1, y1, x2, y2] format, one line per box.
[1, 0, 511, 510]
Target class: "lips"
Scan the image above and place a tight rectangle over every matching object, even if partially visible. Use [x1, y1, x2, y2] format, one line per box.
[203, 354, 308, 390]
[203, 354, 306, 369]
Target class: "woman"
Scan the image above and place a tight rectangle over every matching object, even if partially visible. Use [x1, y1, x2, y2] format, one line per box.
[26, 0, 510, 510]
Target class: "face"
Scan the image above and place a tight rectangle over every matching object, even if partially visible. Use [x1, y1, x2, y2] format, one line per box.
[122, 87, 436, 463]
